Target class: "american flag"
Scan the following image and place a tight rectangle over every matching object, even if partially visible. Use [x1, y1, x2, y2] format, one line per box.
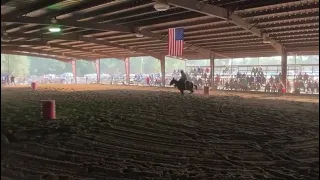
[168, 28, 184, 56]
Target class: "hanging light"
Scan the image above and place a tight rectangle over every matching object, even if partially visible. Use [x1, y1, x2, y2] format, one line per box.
[134, 32, 144, 38]
[48, 18, 61, 32]
[154, 0, 170, 11]
[48, 24, 61, 32]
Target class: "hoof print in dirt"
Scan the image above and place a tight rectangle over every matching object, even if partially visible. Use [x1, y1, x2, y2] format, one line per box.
[1, 85, 319, 180]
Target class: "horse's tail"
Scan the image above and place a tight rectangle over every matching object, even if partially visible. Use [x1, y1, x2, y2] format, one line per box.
[194, 84, 198, 90]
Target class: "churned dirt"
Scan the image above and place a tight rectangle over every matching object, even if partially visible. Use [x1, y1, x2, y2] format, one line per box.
[1, 84, 319, 180]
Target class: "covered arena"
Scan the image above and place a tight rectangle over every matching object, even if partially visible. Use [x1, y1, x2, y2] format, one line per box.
[1, 0, 319, 179]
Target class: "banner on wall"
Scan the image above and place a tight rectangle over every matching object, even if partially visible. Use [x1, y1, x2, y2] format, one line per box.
[124, 57, 130, 84]
[71, 60, 77, 84]
[94, 59, 101, 83]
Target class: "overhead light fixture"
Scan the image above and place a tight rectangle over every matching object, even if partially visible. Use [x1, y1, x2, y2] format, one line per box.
[48, 18, 61, 32]
[262, 40, 271, 44]
[49, 25, 61, 32]
[134, 32, 144, 38]
[154, 0, 170, 11]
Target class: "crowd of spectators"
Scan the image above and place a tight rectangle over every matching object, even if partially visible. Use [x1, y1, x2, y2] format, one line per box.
[182, 66, 319, 94]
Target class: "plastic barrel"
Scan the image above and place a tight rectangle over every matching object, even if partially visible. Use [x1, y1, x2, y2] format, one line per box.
[41, 100, 56, 120]
[31, 82, 37, 90]
[204, 86, 209, 95]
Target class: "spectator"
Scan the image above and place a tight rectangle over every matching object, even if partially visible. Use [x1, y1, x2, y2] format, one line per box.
[303, 72, 309, 83]
[10, 75, 15, 85]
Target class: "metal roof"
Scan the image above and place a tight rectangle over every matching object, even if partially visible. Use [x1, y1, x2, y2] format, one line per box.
[1, 0, 319, 61]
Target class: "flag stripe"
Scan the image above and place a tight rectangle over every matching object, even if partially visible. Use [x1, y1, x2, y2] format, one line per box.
[168, 28, 184, 57]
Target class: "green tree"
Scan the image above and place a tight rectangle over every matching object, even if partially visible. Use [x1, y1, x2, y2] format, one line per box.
[1, 54, 30, 76]
[29, 57, 71, 75]
[165, 57, 185, 72]
[101, 58, 124, 74]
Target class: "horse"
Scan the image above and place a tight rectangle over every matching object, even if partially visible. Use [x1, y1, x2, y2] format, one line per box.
[170, 78, 197, 94]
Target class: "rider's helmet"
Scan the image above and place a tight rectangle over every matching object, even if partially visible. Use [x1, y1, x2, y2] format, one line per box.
[180, 70, 184, 74]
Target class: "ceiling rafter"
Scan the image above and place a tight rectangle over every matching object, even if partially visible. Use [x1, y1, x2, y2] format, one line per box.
[168, 0, 285, 54]
[2, 0, 121, 31]
[1, 50, 73, 62]
[2, 16, 229, 58]
[1, 40, 113, 57]
[1, 46, 96, 60]
[7, 0, 62, 17]
[1, 16, 134, 33]
[4, 32, 165, 59]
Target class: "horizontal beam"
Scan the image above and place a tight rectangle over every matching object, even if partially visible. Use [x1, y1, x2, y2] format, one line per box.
[6, 0, 62, 17]
[1, 40, 113, 57]
[167, 0, 228, 20]
[1, 50, 73, 62]
[1, 46, 96, 60]
[1, 16, 134, 34]
[4, 32, 164, 59]
[286, 45, 319, 53]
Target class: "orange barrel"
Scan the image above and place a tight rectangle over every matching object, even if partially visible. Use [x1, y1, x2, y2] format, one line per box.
[204, 86, 209, 95]
[41, 100, 56, 120]
[31, 82, 37, 90]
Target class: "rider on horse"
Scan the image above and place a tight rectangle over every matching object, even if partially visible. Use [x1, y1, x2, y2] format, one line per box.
[179, 70, 187, 88]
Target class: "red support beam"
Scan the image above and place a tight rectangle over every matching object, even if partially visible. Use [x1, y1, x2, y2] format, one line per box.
[124, 57, 130, 85]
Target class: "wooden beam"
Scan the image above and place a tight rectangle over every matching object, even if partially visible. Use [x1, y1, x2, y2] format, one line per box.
[2, 15, 228, 59]
[1, 40, 112, 57]
[1, 50, 72, 62]
[1, 46, 96, 60]
[168, 0, 284, 54]
[2, 16, 134, 33]
[5, 32, 165, 59]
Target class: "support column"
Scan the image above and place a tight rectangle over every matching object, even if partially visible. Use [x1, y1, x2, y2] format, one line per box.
[281, 48, 288, 88]
[210, 51, 215, 87]
[124, 57, 130, 85]
[94, 59, 101, 84]
[71, 59, 77, 84]
[160, 56, 166, 87]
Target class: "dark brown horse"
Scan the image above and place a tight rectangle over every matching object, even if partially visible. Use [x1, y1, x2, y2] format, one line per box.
[170, 78, 197, 95]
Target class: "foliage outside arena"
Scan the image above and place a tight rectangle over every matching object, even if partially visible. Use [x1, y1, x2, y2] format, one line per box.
[1, 55, 185, 76]
[0, 54, 319, 77]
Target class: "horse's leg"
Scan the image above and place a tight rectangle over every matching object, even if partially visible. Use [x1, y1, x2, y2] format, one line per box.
[180, 89, 184, 95]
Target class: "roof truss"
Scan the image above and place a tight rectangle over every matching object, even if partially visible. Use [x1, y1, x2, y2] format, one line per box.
[1, 50, 73, 62]
[1, 46, 96, 60]
[168, 0, 284, 54]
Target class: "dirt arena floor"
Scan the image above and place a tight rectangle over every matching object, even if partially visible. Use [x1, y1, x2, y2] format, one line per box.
[1, 84, 319, 180]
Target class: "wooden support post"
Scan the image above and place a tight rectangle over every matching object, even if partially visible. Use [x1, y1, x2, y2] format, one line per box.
[124, 57, 130, 85]
[160, 56, 166, 87]
[281, 48, 288, 88]
[94, 59, 101, 84]
[210, 51, 215, 87]
[71, 60, 77, 84]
